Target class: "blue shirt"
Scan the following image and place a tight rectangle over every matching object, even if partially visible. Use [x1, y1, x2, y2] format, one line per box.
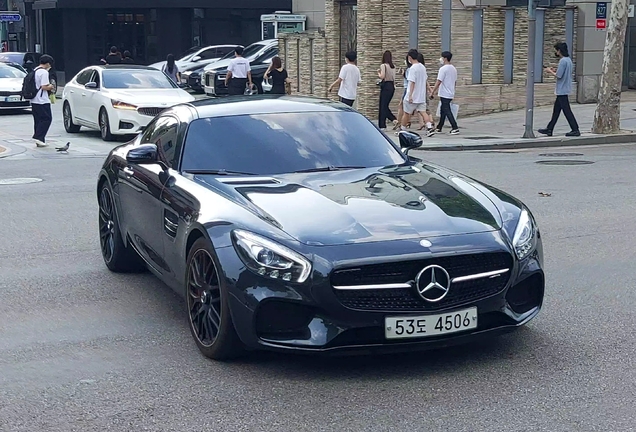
[555, 57, 573, 96]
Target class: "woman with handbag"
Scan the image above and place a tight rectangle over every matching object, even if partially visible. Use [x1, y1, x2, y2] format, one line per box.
[377, 51, 398, 130]
[264, 56, 291, 95]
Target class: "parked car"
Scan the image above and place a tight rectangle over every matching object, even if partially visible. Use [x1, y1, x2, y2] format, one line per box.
[205, 49, 277, 96]
[0, 62, 30, 111]
[62, 65, 195, 141]
[149, 45, 237, 78]
[203, 39, 278, 97]
[96, 95, 545, 361]
[0, 52, 58, 94]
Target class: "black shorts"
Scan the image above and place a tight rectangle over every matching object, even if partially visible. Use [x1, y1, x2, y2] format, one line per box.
[340, 97, 355, 107]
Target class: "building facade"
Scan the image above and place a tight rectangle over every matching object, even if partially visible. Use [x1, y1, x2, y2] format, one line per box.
[26, 0, 291, 81]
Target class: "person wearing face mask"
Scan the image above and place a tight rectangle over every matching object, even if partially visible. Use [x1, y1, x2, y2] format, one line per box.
[538, 42, 580, 137]
[431, 51, 459, 135]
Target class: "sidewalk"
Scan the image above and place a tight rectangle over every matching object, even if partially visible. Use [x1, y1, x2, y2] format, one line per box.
[388, 93, 636, 151]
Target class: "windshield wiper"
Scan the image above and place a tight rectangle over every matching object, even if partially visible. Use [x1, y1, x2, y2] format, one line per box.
[184, 169, 255, 176]
[292, 165, 366, 174]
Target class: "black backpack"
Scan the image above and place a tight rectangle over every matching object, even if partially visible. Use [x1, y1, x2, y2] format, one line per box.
[21, 67, 42, 100]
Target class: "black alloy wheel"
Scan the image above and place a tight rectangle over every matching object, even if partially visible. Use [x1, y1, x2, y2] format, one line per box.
[98, 183, 146, 272]
[63, 102, 81, 133]
[186, 238, 242, 360]
[99, 108, 114, 141]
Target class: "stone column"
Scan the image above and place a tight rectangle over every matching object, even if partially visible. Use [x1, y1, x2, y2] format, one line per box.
[324, 0, 341, 102]
[356, 0, 384, 117]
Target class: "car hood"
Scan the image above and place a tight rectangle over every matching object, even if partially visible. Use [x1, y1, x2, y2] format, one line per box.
[106, 88, 195, 105]
[0, 77, 24, 92]
[203, 58, 233, 73]
[198, 164, 505, 246]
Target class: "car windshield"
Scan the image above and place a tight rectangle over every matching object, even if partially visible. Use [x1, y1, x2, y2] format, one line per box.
[181, 111, 406, 175]
[242, 43, 268, 59]
[178, 47, 200, 61]
[0, 64, 26, 78]
[0, 54, 23, 64]
[102, 69, 177, 89]
[220, 49, 238, 60]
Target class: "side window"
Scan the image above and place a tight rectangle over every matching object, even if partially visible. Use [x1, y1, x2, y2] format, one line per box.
[76, 69, 93, 85]
[219, 47, 234, 57]
[199, 48, 217, 60]
[89, 71, 101, 87]
[141, 116, 180, 168]
[259, 48, 278, 63]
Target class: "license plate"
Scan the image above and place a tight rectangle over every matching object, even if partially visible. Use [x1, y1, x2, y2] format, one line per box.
[5, 96, 21, 102]
[181, 78, 188, 84]
[385, 307, 477, 339]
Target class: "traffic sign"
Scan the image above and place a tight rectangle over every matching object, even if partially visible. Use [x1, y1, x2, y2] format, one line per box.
[0, 12, 22, 22]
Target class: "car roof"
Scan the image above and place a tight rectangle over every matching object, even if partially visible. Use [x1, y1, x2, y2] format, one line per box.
[97, 65, 157, 71]
[186, 95, 354, 119]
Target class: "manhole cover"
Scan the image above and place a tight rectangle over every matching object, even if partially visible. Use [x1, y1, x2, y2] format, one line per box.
[0, 177, 43, 185]
[464, 136, 500, 140]
[535, 160, 594, 165]
[539, 152, 584, 157]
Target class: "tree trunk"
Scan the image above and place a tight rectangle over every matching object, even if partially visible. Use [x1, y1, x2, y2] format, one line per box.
[592, 0, 629, 134]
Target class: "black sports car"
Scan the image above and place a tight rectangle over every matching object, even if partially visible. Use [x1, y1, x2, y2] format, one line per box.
[97, 95, 544, 360]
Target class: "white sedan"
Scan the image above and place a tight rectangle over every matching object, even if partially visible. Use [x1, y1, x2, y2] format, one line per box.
[0, 62, 30, 111]
[62, 65, 195, 141]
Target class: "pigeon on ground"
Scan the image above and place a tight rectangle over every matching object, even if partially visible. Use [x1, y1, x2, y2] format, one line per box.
[56, 142, 70, 153]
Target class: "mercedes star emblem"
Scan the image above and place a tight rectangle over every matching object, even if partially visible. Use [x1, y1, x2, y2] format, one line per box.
[420, 239, 432, 248]
[416, 265, 451, 302]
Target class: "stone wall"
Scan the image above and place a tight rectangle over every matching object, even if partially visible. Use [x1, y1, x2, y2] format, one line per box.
[281, 1, 578, 121]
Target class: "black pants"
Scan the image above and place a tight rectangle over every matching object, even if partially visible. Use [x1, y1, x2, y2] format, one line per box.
[547, 95, 579, 132]
[437, 97, 458, 130]
[378, 81, 397, 128]
[340, 97, 355, 107]
[31, 103, 52, 143]
[228, 78, 248, 96]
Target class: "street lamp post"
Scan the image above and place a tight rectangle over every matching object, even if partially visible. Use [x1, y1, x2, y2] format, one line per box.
[523, 0, 538, 138]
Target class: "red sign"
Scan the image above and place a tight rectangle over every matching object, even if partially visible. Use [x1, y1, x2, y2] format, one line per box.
[596, 19, 607, 29]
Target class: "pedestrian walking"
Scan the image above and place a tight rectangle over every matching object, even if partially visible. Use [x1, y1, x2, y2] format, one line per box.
[25, 54, 55, 147]
[398, 49, 435, 137]
[329, 51, 360, 107]
[104, 46, 121, 65]
[539, 42, 580, 137]
[162, 54, 181, 85]
[395, 56, 412, 130]
[431, 51, 459, 135]
[264, 56, 291, 95]
[225, 46, 252, 96]
[377, 50, 398, 130]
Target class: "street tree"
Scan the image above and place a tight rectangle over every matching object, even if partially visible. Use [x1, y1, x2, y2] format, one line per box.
[593, 0, 630, 134]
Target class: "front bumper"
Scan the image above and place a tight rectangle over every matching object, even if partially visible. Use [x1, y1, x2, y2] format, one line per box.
[204, 71, 228, 96]
[108, 106, 163, 135]
[217, 231, 545, 355]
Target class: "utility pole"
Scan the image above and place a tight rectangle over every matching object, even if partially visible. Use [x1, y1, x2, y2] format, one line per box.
[592, 0, 629, 134]
[523, 0, 538, 138]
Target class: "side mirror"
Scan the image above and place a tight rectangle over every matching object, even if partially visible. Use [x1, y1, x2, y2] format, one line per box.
[398, 131, 423, 155]
[191, 55, 202, 62]
[85, 82, 98, 89]
[127, 143, 158, 164]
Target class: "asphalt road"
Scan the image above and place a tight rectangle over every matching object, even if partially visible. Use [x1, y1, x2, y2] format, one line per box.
[0, 139, 635, 431]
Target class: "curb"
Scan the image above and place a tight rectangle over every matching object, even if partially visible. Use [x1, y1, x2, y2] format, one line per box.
[0, 142, 27, 159]
[415, 133, 636, 151]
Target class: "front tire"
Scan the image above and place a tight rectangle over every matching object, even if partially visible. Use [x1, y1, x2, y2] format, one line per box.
[63, 102, 81, 133]
[186, 238, 243, 360]
[99, 107, 114, 141]
[98, 182, 146, 273]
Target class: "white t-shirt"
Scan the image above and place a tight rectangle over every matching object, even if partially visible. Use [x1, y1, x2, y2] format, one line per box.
[337, 63, 360, 100]
[405, 63, 428, 104]
[228, 57, 251, 78]
[437, 64, 457, 99]
[31, 68, 51, 105]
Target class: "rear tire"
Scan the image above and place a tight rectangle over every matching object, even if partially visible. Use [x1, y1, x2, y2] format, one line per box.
[99, 107, 114, 142]
[186, 238, 244, 361]
[98, 182, 146, 273]
[63, 102, 81, 133]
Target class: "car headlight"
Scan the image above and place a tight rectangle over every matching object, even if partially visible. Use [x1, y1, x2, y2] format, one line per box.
[111, 100, 138, 110]
[512, 209, 537, 260]
[232, 230, 312, 283]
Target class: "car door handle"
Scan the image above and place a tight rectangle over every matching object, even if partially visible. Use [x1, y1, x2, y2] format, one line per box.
[81, 93, 86, 97]
[123, 167, 134, 177]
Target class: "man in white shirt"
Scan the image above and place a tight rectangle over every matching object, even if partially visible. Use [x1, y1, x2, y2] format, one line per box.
[29, 54, 55, 147]
[400, 49, 435, 137]
[431, 51, 459, 135]
[329, 51, 360, 107]
[225, 46, 252, 96]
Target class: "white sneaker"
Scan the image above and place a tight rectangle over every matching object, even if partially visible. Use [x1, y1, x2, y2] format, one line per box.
[35, 140, 47, 147]
[450, 129, 460, 135]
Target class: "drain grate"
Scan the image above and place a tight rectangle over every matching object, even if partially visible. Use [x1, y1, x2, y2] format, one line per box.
[463, 136, 500, 140]
[535, 160, 594, 165]
[539, 153, 584, 157]
[0, 177, 43, 185]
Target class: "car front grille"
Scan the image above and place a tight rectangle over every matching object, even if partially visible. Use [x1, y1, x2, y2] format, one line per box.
[138, 107, 165, 117]
[0, 91, 21, 97]
[331, 252, 514, 312]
